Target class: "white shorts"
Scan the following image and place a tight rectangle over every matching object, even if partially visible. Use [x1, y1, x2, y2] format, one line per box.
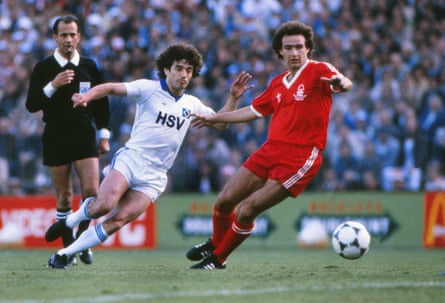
[109, 147, 168, 201]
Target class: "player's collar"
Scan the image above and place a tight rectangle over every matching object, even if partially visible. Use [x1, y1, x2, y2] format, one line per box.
[283, 60, 310, 89]
[160, 78, 184, 101]
[54, 48, 80, 67]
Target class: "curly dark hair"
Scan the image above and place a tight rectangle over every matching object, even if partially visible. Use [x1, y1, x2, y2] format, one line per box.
[271, 21, 315, 60]
[156, 43, 204, 79]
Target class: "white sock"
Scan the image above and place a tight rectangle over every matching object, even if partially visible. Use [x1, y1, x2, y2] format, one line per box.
[66, 197, 95, 228]
[57, 223, 108, 257]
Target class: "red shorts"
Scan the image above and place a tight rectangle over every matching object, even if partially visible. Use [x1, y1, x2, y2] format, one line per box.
[243, 140, 322, 197]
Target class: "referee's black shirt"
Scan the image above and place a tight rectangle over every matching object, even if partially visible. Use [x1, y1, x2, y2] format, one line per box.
[26, 55, 109, 137]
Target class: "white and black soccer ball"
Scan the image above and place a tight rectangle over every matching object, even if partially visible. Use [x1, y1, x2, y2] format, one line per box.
[332, 221, 371, 260]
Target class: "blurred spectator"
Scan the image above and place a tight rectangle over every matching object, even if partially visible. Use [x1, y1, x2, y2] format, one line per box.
[418, 94, 445, 157]
[362, 170, 380, 191]
[374, 127, 400, 180]
[0, 74, 25, 113]
[321, 167, 340, 192]
[196, 159, 220, 194]
[219, 148, 243, 188]
[381, 114, 428, 191]
[332, 142, 362, 190]
[168, 128, 204, 192]
[343, 100, 367, 130]
[0, 116, 18, 193]
[239, 0, 282, 38]
[369, 70, 401, 106]
[432, 126, 445, 167]
[326, 125, 359, 165]
[222, 122, 252, 151]
[360, 141, 383, 190]
[424, 161, 445, 191]
[248, 118, 268, 147]
[376, 106, 402, 139]
[419, 94, 445, 135]
[348, 111, 375, 159]
[399, 65, 430, 109]
[16, 120, 43, 193]
[0, 157, 8, 194]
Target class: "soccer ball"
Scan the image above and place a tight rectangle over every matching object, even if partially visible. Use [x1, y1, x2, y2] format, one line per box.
[331, 221, 371, 260]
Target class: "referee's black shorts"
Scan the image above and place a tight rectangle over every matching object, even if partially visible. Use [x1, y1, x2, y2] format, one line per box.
[42, 128, 98, 166]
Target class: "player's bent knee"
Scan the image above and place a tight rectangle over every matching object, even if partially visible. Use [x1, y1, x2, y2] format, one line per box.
[216, 192, 239, 212]
[236, 205, 257, 224]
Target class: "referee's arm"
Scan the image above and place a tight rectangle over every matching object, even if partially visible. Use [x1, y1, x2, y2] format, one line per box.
[26, 63, 51, 113]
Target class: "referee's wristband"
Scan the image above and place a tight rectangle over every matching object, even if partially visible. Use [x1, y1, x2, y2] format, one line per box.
[97, 128, 111, 140]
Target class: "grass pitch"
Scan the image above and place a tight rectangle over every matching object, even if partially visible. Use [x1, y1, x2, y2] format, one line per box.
[0, 246, 444, 303]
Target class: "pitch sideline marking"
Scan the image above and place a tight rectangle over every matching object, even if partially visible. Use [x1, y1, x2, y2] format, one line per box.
[5, 280, 445, 303]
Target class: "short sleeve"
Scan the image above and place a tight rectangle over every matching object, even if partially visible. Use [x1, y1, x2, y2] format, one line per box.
[125, 79, 158, 103]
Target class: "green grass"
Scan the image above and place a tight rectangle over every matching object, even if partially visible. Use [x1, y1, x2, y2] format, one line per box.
[0, 246, 444, 303]
[0, 191, 442, 302]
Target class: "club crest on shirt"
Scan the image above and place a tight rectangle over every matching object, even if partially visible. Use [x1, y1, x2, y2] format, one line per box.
[182, 108, 191, 119]
[293, 84, 306, 101]
[276, 93, 282, 104]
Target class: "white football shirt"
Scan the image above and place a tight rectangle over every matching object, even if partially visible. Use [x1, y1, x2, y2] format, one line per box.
[123, 78, 215, 170]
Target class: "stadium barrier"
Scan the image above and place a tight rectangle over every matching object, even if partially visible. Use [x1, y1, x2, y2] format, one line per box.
[156, 192, 444, 250]
[0, 195, 156, 249]
[1, 192, 444, 250]
[423, 191, 445, 247]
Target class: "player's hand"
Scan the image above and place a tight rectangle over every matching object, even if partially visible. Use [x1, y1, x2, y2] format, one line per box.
[52, 69, 75, 88]
[98, 139, 110, 155]
[72, 93, 88, 108]
[230, 71, 254, 99]
[191, 113, 216, 128]
[321, 75, 347, 91]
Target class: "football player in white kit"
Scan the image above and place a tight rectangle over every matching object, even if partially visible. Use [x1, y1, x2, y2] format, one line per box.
[46, 43, 253, 268]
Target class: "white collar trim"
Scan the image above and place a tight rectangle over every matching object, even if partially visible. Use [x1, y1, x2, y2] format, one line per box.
[54, 48, 80, 67]
[282, 60, 310, 89]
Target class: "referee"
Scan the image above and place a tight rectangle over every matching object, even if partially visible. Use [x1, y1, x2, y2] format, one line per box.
[26, 15, 110, 265]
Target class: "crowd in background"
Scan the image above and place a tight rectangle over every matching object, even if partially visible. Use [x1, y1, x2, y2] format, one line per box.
[1, 0, 445, 195]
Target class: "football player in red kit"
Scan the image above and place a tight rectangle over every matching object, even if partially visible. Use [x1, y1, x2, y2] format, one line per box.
[187, 20, 353, 269]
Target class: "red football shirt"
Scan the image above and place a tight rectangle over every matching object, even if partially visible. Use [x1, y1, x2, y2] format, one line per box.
[250, 60, 341, 150]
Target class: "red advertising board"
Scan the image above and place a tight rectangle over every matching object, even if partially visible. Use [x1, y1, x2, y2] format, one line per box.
[423, 192, 445, 248]
[0, 195, 156, 249]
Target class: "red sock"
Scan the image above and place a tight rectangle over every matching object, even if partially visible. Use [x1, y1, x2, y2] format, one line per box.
[211, 205, 234, 247]
[213, 218, 254, 263]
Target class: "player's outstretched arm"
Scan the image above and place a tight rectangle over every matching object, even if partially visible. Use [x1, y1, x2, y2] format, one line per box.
[321, 74, 353, 92]
[229, 71, 254, 101]
[191, 107, 257, 129]
[208, 71, 254, 130]
[219, 71, 254, 112]
[72, 83, 127, 108]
